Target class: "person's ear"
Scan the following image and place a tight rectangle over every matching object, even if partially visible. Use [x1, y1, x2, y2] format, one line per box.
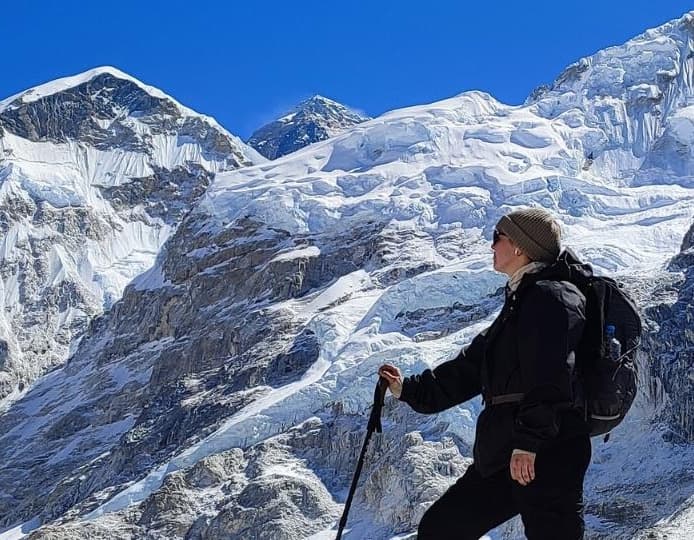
[514, 248, 522, 256]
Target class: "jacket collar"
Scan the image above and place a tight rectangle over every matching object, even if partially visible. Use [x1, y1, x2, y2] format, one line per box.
[513, 251, 577, 298]
[507, 261, 549, 293]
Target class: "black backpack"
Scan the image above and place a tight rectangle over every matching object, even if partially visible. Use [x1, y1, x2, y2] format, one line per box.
[560, 249, 643, 439]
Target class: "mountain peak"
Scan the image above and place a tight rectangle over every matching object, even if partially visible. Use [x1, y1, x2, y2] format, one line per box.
[248, 95, 369, 159]
[0, 66, 185, 114]
[301, 94, 334, 104]
[0, 66, 263, 165]
[297, 94, 346, 108]
[527, 10, 694, 108]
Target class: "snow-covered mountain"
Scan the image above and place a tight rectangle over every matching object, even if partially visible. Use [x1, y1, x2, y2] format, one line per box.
[2, 12, 694, 540]
[247, 95, 368, 159]
[0, 66, 263, 404]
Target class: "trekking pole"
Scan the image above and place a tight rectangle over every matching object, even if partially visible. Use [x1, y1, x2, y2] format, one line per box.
[335, 376, 388, 540]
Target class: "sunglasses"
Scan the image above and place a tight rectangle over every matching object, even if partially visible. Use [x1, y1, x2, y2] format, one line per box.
[492, 229, 507, 245]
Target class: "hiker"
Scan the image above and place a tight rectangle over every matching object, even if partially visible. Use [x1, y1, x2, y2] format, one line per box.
[378, 208, 591, 540]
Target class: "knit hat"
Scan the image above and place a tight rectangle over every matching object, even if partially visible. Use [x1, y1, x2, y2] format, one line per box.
[496, 208, 561, 263]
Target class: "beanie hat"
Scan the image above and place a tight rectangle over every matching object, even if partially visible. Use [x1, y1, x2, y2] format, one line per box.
[496, 208, 561, 263]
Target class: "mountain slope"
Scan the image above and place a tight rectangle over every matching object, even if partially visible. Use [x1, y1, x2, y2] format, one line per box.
[0, 66, 263, 403]
[2, 13, 694, 540]
[247, 95, 368, 159]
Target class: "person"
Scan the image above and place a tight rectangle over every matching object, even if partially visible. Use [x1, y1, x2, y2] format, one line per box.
[378, 207, 591, 540]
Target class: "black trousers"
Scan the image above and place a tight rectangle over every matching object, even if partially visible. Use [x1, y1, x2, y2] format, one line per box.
[417, 435, 591, 540]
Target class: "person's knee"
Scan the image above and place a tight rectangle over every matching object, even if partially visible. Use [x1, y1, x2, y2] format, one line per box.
[521, 501, 585, 540]
[417, 503, 457, 539]
[417, 504, 479, 540]
[416, 506, 439, 539]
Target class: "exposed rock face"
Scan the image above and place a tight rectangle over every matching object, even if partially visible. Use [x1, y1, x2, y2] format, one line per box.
[96, 164, 215, 224]
[19, 409, 474, 540]
[647, 222, 694, 442]
[0, 67, 261, 402]
[247, 95, 368, 159]
[680, 221, 694, 251]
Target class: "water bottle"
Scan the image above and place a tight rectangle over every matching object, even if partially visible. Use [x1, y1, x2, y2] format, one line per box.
[605, 325, 622, 362]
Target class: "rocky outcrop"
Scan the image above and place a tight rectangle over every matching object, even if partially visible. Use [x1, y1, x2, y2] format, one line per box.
[96, 164, 214, 225]
[646, 221, 694, 442]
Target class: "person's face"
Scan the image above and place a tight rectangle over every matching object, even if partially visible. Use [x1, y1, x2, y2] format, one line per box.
[492, 229, 519, 275]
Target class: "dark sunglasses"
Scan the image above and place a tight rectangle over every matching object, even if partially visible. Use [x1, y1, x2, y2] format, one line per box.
[492, 229, 507, 245]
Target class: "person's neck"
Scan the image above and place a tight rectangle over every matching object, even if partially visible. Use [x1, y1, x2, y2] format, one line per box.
[505, 260, 529, 278]
[502, 255, 533, 280]
[507, 261, 549, 292]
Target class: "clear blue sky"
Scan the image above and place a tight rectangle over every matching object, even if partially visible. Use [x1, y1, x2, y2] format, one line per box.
[1, 1, 693, 139]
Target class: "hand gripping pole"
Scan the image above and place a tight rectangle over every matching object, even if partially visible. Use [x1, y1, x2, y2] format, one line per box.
[335, 377, 388, 540]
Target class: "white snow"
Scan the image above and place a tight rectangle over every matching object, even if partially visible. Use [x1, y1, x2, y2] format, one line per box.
[0, 74, 261, 313]
[194, 86, 693, 282]
[0, 63, 266, 314]
[644, 495, 694, 539]
[130, 259, 171, 291]
[668, 105, 694, 145]
[269, 245, 321, 263]
[0, 517, 40, 540]
[510, 128, 553, 148]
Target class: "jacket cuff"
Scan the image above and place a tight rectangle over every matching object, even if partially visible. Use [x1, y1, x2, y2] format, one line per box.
[398, 377, 414, 403]
[511, 433, 543, 454]
[512, 448, 536, 457]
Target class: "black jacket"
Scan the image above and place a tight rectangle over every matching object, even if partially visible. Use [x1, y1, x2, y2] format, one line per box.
[399, 258, 589, 477]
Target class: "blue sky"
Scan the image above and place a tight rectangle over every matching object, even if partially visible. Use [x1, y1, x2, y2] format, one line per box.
[1, 1, 693, 139]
